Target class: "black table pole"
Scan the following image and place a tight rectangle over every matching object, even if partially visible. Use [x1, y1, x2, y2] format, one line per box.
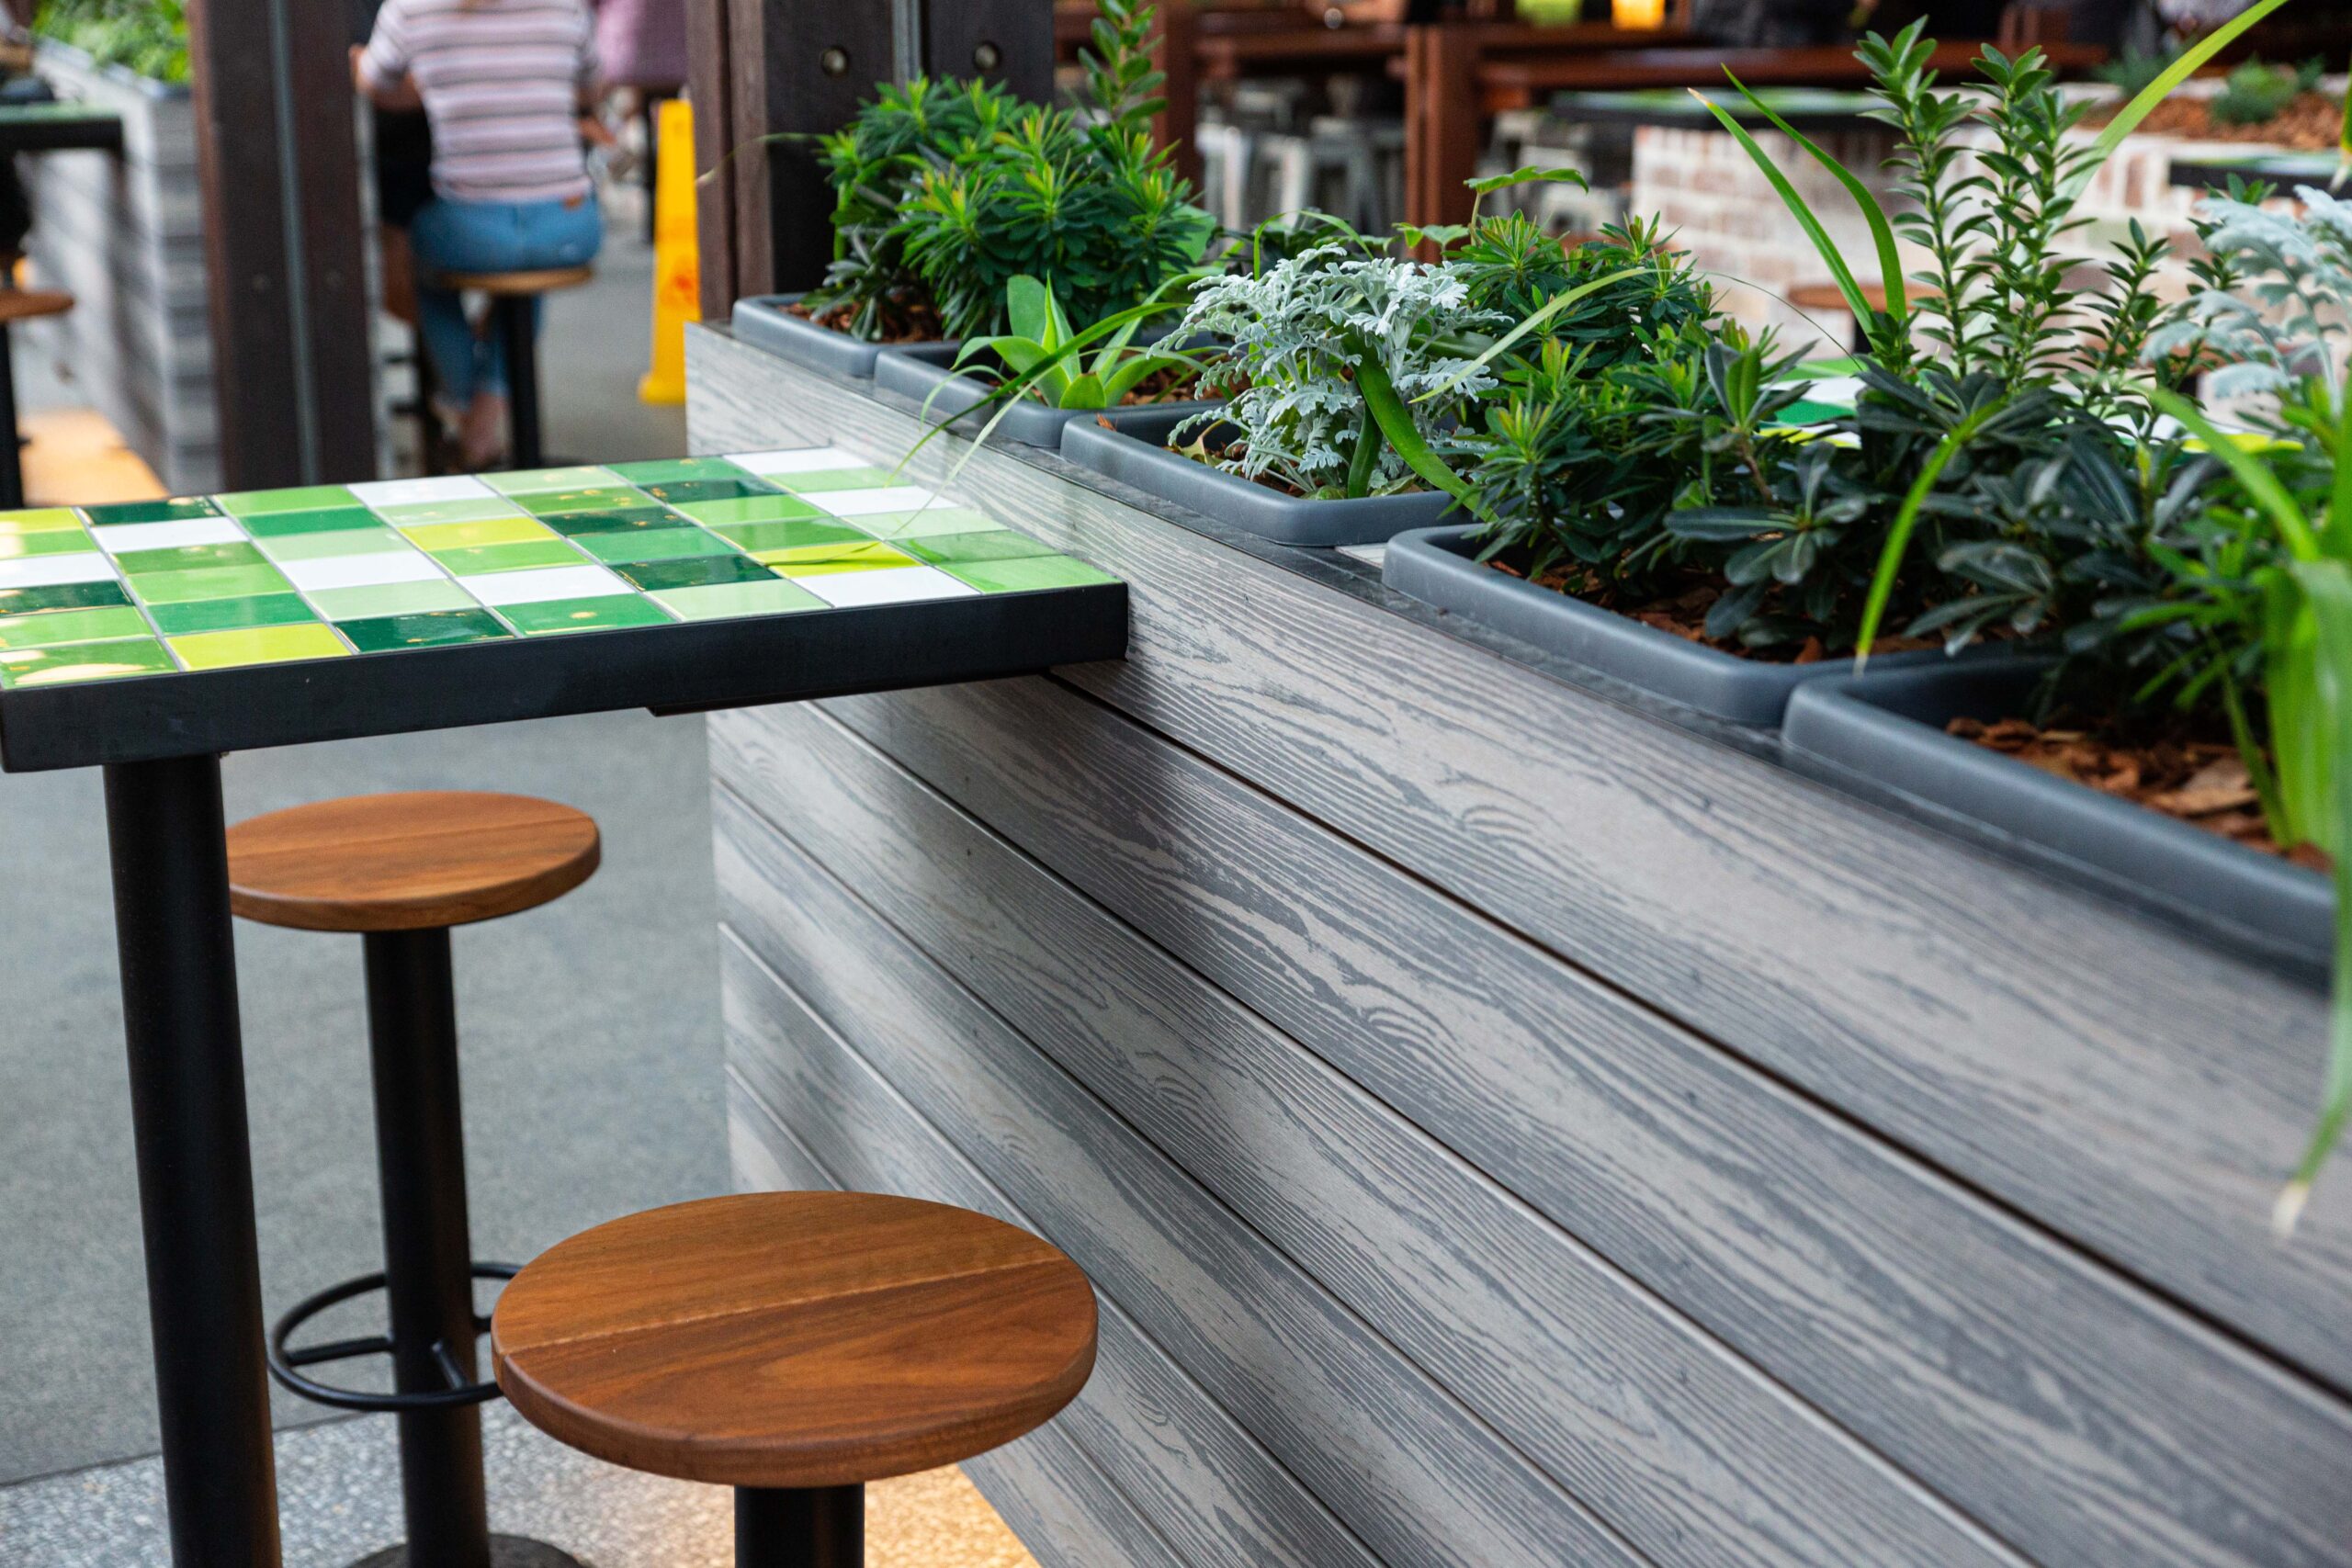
[104, 754, 283, 1568]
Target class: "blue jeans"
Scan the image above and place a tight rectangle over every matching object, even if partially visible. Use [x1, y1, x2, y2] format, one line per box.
[410, 195, 603, 402]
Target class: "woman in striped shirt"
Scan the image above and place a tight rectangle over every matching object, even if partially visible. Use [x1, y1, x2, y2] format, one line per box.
[357, 0, 605, 467]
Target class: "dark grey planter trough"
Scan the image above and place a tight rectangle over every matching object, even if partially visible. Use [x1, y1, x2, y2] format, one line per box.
[1782, 657, 2332, 969]
[730, 294, 951, 381]
[874, 344, 1223, 450]
[1058, 407, 1461, 547]
[1385, 525, 1930, 727]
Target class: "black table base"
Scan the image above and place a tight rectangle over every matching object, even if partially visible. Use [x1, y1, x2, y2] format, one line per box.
[104, 754, 282, 1568]
[736, 1485, 864, 1568]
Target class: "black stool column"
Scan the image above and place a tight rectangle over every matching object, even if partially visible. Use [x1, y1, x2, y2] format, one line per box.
[364, 927, 491, 1568]
[496, 299, 543, 469]
[735, 1486, 863, 1568]
[0, 320, 24, 511]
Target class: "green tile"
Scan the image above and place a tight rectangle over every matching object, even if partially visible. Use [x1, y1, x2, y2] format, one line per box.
[256, 526, 406, 562]
[340, 609, 512, 651]
[215, 485, 359, 516]
[309, 580, 476, 621]
[670, 494, 823, 526]
[0, 529, 99, 559]
[516, 487, 648, 516]
[610, 554, 779, 592]
[428, 539, 583, 575]
[761, 540, 919, 575]
[946, 555, 1119, 593]
[484, 465, 622, 494]
[535, 506, 683, 537]
[113, 541, 268, 575]
[373, 497, 534, 526]
[855, 506, 1005, 539]
[83, 497, 220, 525]
[168, 623, 350, 670]
[240, 506, 387, 538]
[0, 637, 173, 688]
[500, 594, 673, 636]
[608, 457, 745, 484]
[640, 477, 779, 504]
[0, 507, 84, 535]
[899, 529, 1057, 566]
[775, 467, 899, 494]
[0, 580, 131, 615]
[0, 604, 150, 649]
[650, 579, 825, 620]
[147, 593, 317, 636]
[572, 527, 737, 565]
[710, 518, 865, 555]
[400, 516, 556, 550]
[128, 563, 292, 604]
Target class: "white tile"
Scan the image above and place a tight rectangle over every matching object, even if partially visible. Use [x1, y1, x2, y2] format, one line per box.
[0, 552, 119, 587]
[93, 518, 245, 553]
[346, 475, 494, 506]
[725, 446, 867, 476]
[797, 565, 978, 608]
[460, 564, 627, 605]
[814, 486, 941, 516]
[281, 552, 445, 591]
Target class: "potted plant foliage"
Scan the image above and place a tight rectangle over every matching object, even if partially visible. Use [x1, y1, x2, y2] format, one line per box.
[732, 0, 1216, 380]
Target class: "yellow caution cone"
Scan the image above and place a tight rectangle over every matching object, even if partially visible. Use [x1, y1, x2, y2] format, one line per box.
[639, 96, 699, 405]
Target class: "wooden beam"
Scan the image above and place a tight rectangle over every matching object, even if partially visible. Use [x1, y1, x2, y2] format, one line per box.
[186, 0, 377, 489]
[1402, 24, 1479, 240]
[686, 0, 739, 321]
[1148, 0, 1201, 191]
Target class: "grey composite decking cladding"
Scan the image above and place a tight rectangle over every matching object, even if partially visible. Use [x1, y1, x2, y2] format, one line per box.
[690, 325, 2352, 1568]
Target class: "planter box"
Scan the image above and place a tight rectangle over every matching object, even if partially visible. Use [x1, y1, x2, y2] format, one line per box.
[1385, 524, 1935, 727]
[873, 342, 1222, 450]
[729, 293, 952, 382]
[23, 43, 216, 493]
[1059, 406, 1459, 547]
[1783, 657, 2332, 970]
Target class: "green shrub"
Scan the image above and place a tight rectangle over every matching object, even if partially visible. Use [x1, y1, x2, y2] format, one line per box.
[35, 0, 187, 85]
[2209, 55, 2324, 127]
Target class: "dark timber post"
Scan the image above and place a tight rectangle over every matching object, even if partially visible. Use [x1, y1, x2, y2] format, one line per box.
[690, 0, 1049, 302]
[187, 0, 378, 490]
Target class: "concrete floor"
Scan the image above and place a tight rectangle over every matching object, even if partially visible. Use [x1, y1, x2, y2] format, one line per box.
[0, 212, 722, 1486]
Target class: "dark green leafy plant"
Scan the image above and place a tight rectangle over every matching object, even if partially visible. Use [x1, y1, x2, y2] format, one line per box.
[2094, 42, 2180, 101]
[36, 0, 187, 83]
[2210, 55, 2324, 128]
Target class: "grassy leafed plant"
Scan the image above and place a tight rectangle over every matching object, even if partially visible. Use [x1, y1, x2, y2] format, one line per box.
[804, 0, 1215, 342]
[35, 0, 187, 83]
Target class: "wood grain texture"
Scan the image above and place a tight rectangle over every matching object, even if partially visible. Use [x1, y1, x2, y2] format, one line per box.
[224, 792, 600, 931]
[711, 807, 1653, 1568]
[426, 266, 594, 296]
[684, 327, 2352, 1395]
[717, 709, 2033, 1568]
[492, 1191, 1097, 1489]
[725, 1004, 1385, 1568]
[787, 676, 2352, 1568]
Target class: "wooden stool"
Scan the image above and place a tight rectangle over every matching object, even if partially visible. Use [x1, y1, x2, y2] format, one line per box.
[227, 792, 601, 1568]
[0, 287, 72, 509]
[492, 1191, 1099, 1568]
[426, 266, 593, 470]
[1792, 280, 1889, 355]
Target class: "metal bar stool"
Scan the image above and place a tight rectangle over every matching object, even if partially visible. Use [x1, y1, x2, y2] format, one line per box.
[425, 266, 594, 469]
[226, 792, 602, 1568]
[492, 1191, 1099, 1568]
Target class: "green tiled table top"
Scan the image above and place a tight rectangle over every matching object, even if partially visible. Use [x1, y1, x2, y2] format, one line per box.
[0, 451, 1116, 694]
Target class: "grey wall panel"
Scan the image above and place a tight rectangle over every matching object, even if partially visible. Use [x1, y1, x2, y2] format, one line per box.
[683, 327, 2352, 1399]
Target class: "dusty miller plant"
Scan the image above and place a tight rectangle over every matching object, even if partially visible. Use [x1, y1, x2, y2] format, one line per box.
[1172, 245, 1504, 498]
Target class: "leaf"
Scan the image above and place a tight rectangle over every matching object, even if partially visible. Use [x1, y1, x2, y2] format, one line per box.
[1692, 90, 1873, 328]
[1416, 266, 1651, 401]
[1724, 71, 1906, 328]
[1396, 223, 1472, 251]
[1005, 275, 1055, 346]
[1356, 355, 1483, 517]
[1466, 165, 1591, 197]
[1854, 397, 2007, 667]
[2080, 0, 2298, 195]
[2148, 387, 2322, 561]
[1061, 372, 1110, 410]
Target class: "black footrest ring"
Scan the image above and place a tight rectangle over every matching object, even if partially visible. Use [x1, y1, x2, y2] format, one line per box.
[267, 1263, 520, 1412]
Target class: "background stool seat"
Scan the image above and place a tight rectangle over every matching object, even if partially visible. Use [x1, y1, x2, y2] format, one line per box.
[492, 1191, 1099, 1491]
[0, 286, 73, 324]
[426, 265, 594, 297]
[225, 791, 599, 932]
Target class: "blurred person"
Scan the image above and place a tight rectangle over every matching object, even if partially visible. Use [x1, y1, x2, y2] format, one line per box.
[356, 0, 605, 468]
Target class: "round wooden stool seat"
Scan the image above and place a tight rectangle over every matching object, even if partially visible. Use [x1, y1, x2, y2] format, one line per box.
[429, 265, 594, 297]
[225, 791, 600, 932]
[0, 288, 74, 325]
[1792, 280, 1889, 315]
[492, 1192, 1098, 1489]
